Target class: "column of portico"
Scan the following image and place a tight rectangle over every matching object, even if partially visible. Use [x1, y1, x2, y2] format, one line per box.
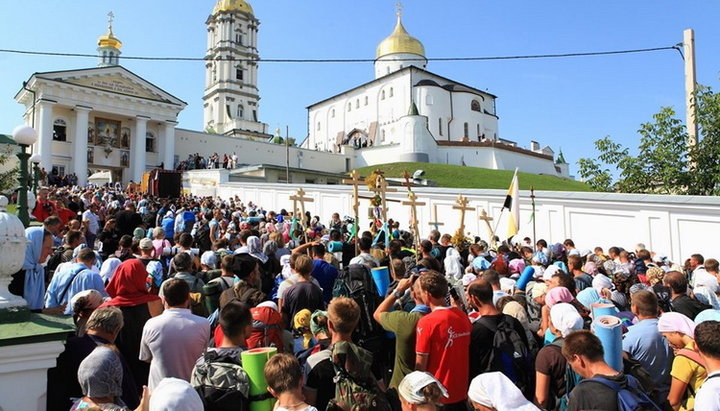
[72, 106, 92, 186]
[132, 116, 149, 183]
[36, 100, 55, 172]
[163, 121, 177, 170]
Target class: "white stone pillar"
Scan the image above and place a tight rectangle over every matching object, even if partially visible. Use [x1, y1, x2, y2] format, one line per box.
[73, 106, 91, 186]
[132, 116, 148, 183]
[163, 121, 177, 170]
[36, 101, 55, 172]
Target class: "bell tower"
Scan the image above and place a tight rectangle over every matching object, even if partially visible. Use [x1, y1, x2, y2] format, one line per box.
[203, 0, 266, 137]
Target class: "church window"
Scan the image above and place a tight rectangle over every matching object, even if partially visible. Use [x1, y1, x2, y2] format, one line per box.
[477, 124, 481, 138]
[212, 65, 217, 82]
[235, 33, 242, 44]
[386, 67, 390, 74]
[145, 131, 155, 153]
[236, 66, 243, 80]
[464, 122, 469, 138]
[389, 87, 394, 97]
[317, 121, 321, 131]
[471, 99, 482, 112]
[364, 96, 368, 106]
[438, 118, 443, 136]
[381, 90, 386, 100]
[237, 104, 244, 118]
[53, 119, 67, 142]
[331, 108, 335, 118]
[253, 110, 258, 121]
[226, 104, 232, 119]
[382, 129, 386, 142]
[355, 99, 359, 109]
[348, 103, 351, 112]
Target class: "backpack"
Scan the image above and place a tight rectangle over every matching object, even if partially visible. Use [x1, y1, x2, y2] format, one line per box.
[548, 339, 582, 411]
[194, 222, 212, 254]
[191, 349, 251, 411]
[332, 264, 385, 349]
[476, 315, 534, 399]
[246, 306, 284, 352]
[46, 246, 68, 280]
[580, 375, 662, 411]
[326, 341, 391, 411]
[190, 277, 209, 317]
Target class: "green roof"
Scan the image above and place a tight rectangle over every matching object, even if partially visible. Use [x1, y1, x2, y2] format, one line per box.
[0, 134, 17, 145]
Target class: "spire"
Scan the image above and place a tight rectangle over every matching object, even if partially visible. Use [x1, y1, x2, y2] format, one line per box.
[556, 149, 567, 164]
[97, 11, 122, 67]
[408, 101, 419, 116]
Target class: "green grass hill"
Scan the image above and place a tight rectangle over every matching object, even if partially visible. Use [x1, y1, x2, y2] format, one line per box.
[355, 162, 591, 192]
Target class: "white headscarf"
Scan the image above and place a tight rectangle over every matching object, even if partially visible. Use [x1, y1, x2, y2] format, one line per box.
[592, 273, 613, 294]
[550, 303, 584, 338]
[444, 248, 464, 281]
[398, 371, 448, 405]
[468, 372, 540, 411]
[99, 257, 122, 284]
[247, 236, 268, 264]
[500, 277, 517, 295]
[149, 378, 203, 411]
[280, 254, 292, 279]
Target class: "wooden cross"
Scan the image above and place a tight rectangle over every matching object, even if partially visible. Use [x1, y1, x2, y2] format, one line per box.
[428, 204, 444, 231]
[402, 191, 426, 251]
[289, 188, 314, 220]
[342, 170, 363, 253]
[478, 209, 495, 242]
[453, 195, 475, 235]
[369, 169, 396, 222]
[402, 171, 414, 190]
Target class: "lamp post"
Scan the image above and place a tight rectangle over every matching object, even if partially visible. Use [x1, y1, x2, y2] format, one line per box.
[11, 125, 38, 228]
[29, 153, 41, 195]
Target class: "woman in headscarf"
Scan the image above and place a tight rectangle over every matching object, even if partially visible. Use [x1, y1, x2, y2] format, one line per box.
[71, 345, 148, 410]
[100, 259, 162, 391]
[9, 227, 55, 312]
[658, 312, 707, 411]
[398, 371, 448, 411]
[263, 240, 282, 277]
[148, 377, 203, 411]
[534, 303, 584, 410]
[468, 372, 540, 411]
[247, 235, 274, 296]
[444, 248, 464, 283]
[99, 257, 122, 285]
[646, 266, 672, 312]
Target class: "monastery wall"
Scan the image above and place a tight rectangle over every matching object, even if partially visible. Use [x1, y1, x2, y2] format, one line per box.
[184, 171, 720, 264]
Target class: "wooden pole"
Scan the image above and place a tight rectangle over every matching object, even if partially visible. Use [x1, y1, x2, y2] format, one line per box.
[684, 29, 698, 149]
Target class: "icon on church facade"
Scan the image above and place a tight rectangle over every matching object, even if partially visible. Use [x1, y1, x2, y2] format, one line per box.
[96, 118, 121, 148]
[120, 150, 129, 167]
[120, 127, 131, 148]
[88, 122, 96, 145]
[87, 147, 94, 164]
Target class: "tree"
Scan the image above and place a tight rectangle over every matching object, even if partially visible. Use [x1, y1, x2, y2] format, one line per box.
[577, 84, 720, 195]
[0, 145, 18, 193]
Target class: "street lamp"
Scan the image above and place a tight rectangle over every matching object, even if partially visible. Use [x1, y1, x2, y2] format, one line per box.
[29, 153, 41, 195]
[11, 125, 37, 227]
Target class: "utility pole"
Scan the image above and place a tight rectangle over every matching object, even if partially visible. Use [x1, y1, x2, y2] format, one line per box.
[684, 29, 698, 149]
[285, 125, 290, 184]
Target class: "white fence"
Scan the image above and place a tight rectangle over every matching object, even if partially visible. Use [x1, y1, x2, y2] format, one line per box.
[184, 170, 720, 264]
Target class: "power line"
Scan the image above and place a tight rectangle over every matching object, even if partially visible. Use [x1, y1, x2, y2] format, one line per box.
[0, 45, 681, 64]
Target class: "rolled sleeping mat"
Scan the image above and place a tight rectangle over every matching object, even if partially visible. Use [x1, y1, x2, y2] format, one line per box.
[516, 266, 536, 291]
[371, 266, 391, 297]
[591, 302, 618, 320]
[202, 282, 222, 315]
[240, 347, 278, 411]
[592, 315, 623, 372]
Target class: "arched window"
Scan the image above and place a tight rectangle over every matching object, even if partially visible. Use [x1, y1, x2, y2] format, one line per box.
[236, 66, 243, 80]
[381, 90, 386, 100]
[438, 118, 443, 136]
[235, 33, 243, 44]
[53, 119, 67, 141]
[364, 96, 368, 106]
[356, 99, 359, 108]
[331, 108, 335, 118]
[237, 104, 244, 118]
[348, 103, 352, 112]
[471, 100, 482, 112]
[477, 124, 481, 138]
[463, 122, 469, 138]
[145, 131, 155, 153]
[389, 87, 394, 97]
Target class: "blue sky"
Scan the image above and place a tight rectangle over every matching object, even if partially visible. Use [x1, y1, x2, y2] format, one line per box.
[2, 1, 719, 174]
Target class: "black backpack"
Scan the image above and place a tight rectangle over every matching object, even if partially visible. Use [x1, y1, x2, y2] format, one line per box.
[332, 264, 384, 348]
[45, 246, 68, 280]
[476, 315, 534, 399]
[194, 222, 212, 254]
[191, 350, 251, 411]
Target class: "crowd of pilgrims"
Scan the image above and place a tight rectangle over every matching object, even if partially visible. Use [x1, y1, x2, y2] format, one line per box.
[6, 184, 720, 411]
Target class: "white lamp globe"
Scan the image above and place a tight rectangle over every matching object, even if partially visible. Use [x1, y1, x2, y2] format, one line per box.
[12, 125, 38, 146]
[29, 153, 42, 164]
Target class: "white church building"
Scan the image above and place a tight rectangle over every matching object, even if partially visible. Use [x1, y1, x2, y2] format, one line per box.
[12, 1, 570, 185]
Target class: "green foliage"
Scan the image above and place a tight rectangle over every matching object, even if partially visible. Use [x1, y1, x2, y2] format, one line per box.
[0, 149, 18, 193]
[355, 162, 591, 191]
[577, 84, 720, 195]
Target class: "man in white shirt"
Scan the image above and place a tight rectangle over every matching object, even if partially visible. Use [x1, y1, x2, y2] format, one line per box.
[140, 278, 210, 389]
[694, 320, 720, 410]
[82, 203, 100, 248]
[348, 237, 379, 269]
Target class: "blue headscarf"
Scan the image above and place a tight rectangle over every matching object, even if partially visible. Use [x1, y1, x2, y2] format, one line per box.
[23, 227, 48, 310]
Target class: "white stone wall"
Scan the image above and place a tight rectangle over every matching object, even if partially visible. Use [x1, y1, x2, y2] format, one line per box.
[186, 178, 720, 264]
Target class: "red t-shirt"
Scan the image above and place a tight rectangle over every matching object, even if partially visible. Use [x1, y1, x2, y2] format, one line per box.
[416, 306, 472, 404]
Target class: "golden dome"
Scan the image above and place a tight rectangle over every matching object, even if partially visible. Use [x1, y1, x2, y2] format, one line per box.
[376, 16, 425, 59]
[212, 0, 254, 15]
[97, 26, 122, 50]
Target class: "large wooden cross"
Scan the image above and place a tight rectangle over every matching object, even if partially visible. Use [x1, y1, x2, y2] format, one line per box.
[369, 170, 396, 222]
[453, 195, 475, 235]
[478, 209, 495, 242]
[402, 189, 426, 252]
[289, 188, 314, 221]
[342, 170, 363, 253]
[428, 204, 444, 231]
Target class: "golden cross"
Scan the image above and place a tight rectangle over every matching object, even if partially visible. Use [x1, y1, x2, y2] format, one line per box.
[452, 195, 475, 233]
[396, 1, 403, 18]
[428, 204, 444, 230]
[107, 11, 115, 28]
[478, 209, 495, 241]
